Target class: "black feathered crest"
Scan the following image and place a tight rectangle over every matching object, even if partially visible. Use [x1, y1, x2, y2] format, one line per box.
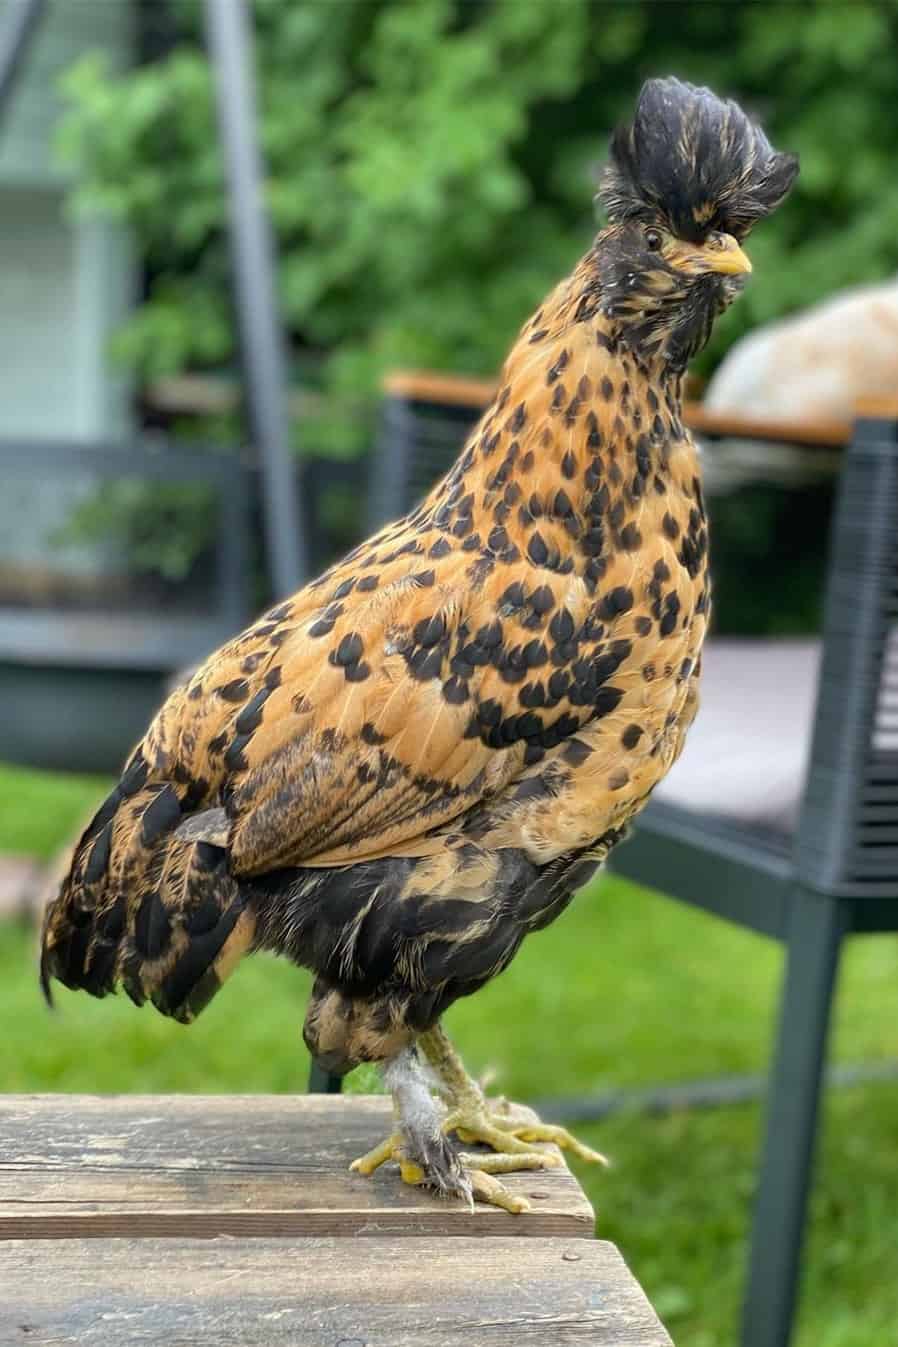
[598, 77, 798, 242]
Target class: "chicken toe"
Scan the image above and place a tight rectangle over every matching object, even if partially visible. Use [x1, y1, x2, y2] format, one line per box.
[418, 1023, 607, 1167]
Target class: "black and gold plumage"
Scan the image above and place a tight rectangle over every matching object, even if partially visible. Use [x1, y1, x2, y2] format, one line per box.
[41, 78, 797, 1211]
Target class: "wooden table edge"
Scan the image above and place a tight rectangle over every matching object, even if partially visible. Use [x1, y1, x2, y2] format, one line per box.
[0, 1204, 596, 1241]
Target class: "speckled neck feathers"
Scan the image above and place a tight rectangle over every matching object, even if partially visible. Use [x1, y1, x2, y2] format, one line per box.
[420, 253, 696, 594]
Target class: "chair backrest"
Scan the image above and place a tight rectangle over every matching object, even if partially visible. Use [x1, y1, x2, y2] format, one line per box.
[367, 372, 490, 532]
[795, 413, 898, 896]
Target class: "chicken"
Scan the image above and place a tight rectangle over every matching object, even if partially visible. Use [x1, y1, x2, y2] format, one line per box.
[41, 78, 797, 1212]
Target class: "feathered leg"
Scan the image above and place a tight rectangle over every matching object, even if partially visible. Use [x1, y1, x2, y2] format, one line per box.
[351, 1046, 471, 1198]
[349, 1042, 553, 1213]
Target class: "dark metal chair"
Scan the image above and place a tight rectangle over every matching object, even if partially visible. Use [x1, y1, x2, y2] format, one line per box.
[359, 370, 898, 1347]
[615, 411, 898, 1347]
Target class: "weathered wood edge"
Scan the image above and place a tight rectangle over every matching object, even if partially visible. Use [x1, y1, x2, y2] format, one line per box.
[0, 1206, 594, 1241]
[1, 1236, 673, 1347]
[0, 1094, 596, 1241]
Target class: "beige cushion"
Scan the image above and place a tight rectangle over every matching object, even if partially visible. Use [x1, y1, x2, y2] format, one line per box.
[704, 277, 898, 423]
[656, 640, 820, 832]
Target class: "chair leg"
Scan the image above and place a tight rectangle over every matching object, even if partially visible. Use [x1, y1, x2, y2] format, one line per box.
[741, 889, 848, 1347]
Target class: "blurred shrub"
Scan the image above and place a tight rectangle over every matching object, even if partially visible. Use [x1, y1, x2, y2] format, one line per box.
[59, 0, 898, 436]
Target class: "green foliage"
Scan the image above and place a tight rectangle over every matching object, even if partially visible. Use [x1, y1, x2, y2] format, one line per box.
[58, 1, 898, 413]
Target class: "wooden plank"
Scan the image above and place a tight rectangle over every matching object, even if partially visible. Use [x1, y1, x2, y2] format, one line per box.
[0, 1095, 594, 1241]
[683, 400, 849, 449]
[383, 368, 498, 409]
[0, 1236, 672, 1346]
[377, 368, 852, 448]
[855, 395, 898, 420]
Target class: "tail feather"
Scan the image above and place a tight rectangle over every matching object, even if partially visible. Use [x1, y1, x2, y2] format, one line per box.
[40, 751, 255, 1024]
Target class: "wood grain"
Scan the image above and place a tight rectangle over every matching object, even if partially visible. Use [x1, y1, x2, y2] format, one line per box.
[0, 1236, 672, 1346]
[0, 1095, 595, 1241]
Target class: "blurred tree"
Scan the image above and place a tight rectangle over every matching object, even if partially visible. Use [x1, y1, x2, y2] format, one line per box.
[57, 0, 898, 454]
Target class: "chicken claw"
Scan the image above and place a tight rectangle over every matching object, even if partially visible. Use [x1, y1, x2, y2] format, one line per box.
[466, 1167, 531, 1214]
[394, 1144, 533, 1214]
[350, 1127, 533, 1212]
[349, 1131, 405, 1176]
[350, 1029, 606, 1212]
[498, 1118, 608, 1166]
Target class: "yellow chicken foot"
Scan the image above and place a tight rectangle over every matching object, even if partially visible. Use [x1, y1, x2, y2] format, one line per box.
[417, 1023, 608, 1167]
[351, 1130, 536, 1214]
[350, 1134, 448, 1193]
[348, 1046, 537, 1212]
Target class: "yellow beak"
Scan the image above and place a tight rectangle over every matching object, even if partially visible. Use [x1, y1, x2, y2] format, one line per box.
[670, 232, 753, 277]
[706, 233, 753, 275]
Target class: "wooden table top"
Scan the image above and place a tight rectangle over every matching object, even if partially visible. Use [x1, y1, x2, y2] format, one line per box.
[1, 1093, 673, 1345]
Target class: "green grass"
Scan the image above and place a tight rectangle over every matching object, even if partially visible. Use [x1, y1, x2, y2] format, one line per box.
[2, 761, 898, 1345]
[0, 761, 111, 860]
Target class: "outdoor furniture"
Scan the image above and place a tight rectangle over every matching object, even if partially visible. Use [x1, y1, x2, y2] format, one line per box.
[1, 1094, 671, 1346]
[613, 411, 898, 1347]
[357, 371, 898, 1347]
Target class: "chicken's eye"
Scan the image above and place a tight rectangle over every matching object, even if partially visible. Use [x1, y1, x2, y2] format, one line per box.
[644, 229, 663, 252]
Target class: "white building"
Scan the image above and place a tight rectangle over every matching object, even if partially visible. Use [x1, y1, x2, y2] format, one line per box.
[0, 0, 134, 440]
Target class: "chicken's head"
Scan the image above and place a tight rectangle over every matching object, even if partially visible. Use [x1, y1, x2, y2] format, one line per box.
[593, 77, 798, 370]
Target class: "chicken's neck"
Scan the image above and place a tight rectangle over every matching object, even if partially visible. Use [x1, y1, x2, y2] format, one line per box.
[424, 261, 698, 596]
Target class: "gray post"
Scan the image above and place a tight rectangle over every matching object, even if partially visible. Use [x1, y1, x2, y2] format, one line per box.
[741, 887, 847, 1347]
[0, 0, 47, 125]
[203, 0, 307, 596]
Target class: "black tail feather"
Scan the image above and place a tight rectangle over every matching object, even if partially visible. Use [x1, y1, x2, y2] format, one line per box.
[40, 755, 254, 1024]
